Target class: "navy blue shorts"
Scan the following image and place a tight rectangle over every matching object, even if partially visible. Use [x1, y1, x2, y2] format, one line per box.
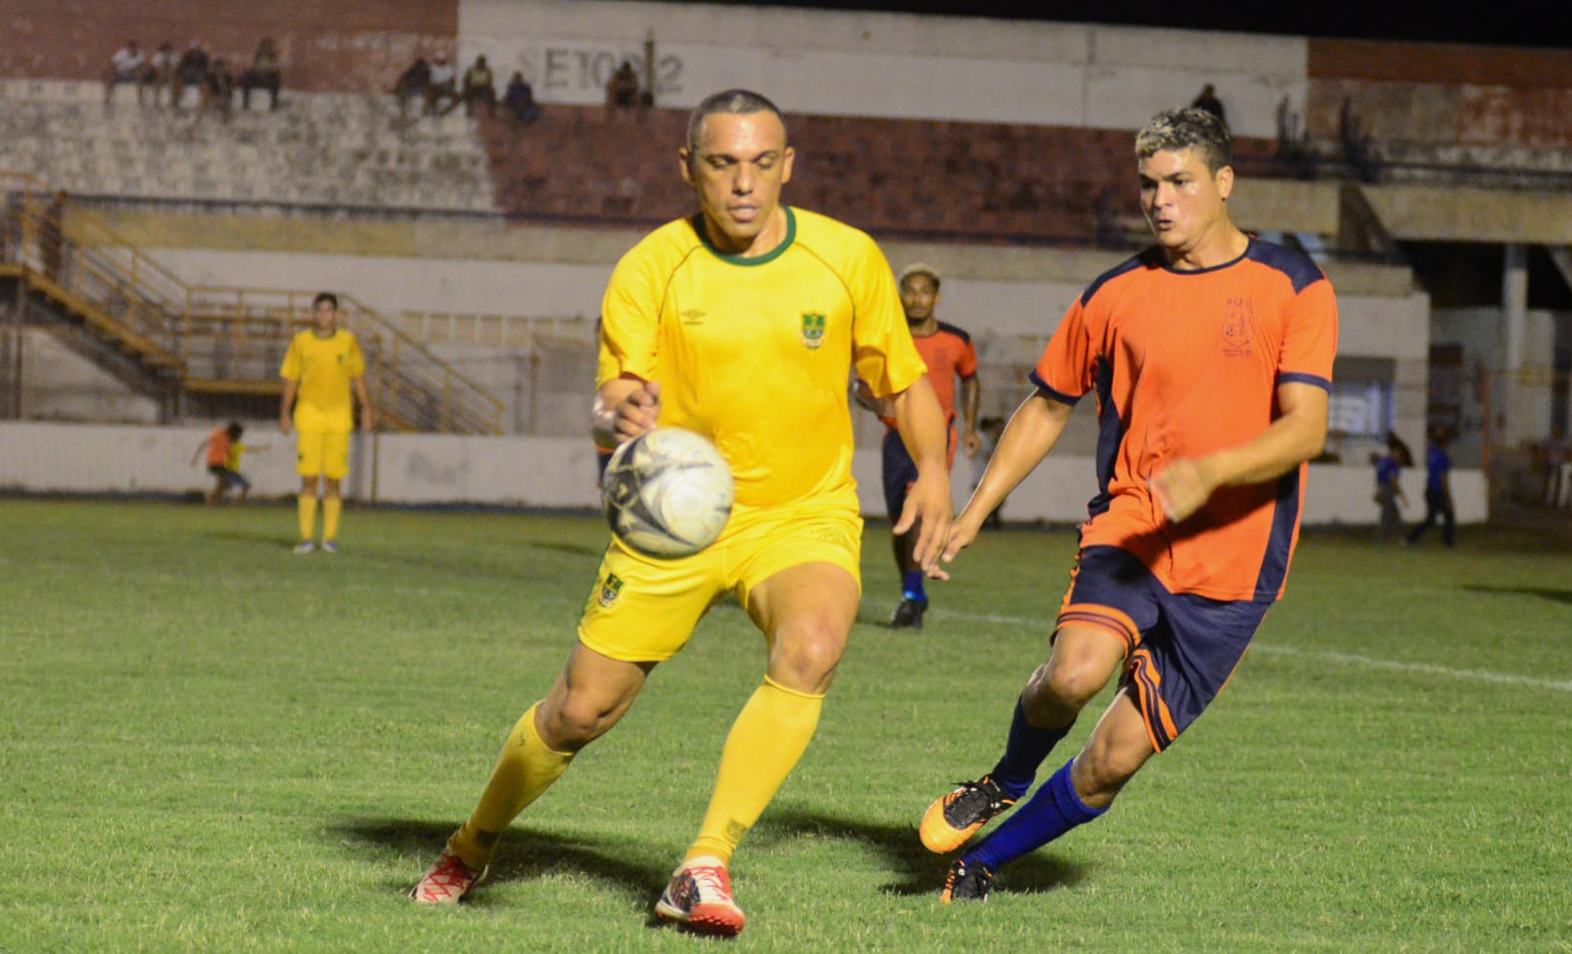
[208, 465, 250, 491]
[1057, 545, 1273, 752]
[880, 426, 954, 520]
[880, 428, 918, 519]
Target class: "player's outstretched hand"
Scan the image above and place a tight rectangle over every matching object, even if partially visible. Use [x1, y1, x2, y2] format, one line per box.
[615, 380, 662, 440]
[894, 470, 953, 580]
[1150, 456, 1218, 523]
[935, 508, 985, 579]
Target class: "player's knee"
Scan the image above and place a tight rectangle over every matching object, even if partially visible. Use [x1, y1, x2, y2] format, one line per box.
[1031, 655, 1113, 712]
[768, 624, 847, 689]
[1073, 740, 1144, 805]
[540, 695, 623, 750]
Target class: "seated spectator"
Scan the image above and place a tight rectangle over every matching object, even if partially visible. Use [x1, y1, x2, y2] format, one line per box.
[200, 57, 235, 122]
[148, 41, 177, 107]
[605, 60, 639, 113]
[1191, 83, 1226, 124]
[393, 56, 430, 119]
[173, 40, 210, 109]
[104, 39, 148, 105]
[461, 55, 497, 117]
[503, 71, 540, 127]
[239, 37, 282, 110]
[425, 51, 458, 115]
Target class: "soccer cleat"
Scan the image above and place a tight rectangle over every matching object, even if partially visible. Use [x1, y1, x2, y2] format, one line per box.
[939, 858, 995, 902]
[891, 597, 928, 629]
[654, 856, 746, 937]
[292, 540, 316, 554]
[409, 850, 487, 904]
[321, 540, 340, 554]
[920, 775, 1017, 853]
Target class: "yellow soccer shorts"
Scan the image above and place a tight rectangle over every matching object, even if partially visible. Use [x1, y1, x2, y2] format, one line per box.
[578, 504, 863, 662]
[295, 429, 351, 479]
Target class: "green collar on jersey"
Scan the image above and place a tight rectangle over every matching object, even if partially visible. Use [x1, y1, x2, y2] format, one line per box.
[694, 206, 797, 266]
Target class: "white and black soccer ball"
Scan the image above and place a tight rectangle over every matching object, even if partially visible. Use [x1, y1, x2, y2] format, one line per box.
[602, 427, 735, 559]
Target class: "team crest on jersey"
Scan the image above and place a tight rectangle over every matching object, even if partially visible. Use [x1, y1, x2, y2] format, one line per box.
[800, 312, 827, 350]
[1222, 298, 1254, 357]
[598, 572, 625, 607]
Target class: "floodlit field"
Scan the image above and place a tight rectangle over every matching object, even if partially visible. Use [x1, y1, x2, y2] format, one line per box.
[3, 498, 1569, 953]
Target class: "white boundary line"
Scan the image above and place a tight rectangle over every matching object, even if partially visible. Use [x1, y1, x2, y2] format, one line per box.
[927, 608, 1572, 694]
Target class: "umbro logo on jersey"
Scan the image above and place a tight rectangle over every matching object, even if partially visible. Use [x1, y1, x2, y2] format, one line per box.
[681, 309, 706, 324]
[1222, 298, 1254, 357]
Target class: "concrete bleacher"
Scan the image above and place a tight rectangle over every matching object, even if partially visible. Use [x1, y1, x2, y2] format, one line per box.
[0, 79, 494, 213]
[478, 104, 1282, 244]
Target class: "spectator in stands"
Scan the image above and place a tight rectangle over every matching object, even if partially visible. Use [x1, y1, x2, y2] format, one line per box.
[148, 42, 177, 107]
[1540, 425, 1570, 507]
[173, 40, 210, 109]
[239, 37, 282, 111]
[104, 40, 148, 106]
[461, 55, 497, 117]
[503, 71, 541, 127]
[200, 58, 235, 123]
[1190, 83, 1226, 125]
[605, 60, 639, 114]
[393, 56, 430, 119]
[1339, 96, 1378, 183]
[425, 51, 459, 116]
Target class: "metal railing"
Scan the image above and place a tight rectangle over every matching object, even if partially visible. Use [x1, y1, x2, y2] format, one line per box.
[1, 172, 505, 434]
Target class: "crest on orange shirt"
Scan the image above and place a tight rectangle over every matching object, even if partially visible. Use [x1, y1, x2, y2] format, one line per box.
[1222, 298, 1254, 356]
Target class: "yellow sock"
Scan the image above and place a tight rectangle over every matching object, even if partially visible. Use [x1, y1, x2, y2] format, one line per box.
[322, 496, 342, 541]
[447, 702, 575, 869]
[297, 494, 318, 541]
[686, 677, 824, 865]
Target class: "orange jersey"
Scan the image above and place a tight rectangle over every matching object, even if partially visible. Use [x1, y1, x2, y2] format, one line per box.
[204, 427, 231, 467]
[1033, 239, 1338, 601]
[914, 322, 977, 423]
[879, 321, 976, 429]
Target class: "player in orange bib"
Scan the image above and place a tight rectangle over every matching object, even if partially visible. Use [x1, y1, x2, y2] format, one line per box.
[919, 107, 1338, 901]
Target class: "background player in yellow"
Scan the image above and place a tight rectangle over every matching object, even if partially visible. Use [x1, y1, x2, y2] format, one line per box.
[278, 291, 374, 554]
[410, 89, 954, 938]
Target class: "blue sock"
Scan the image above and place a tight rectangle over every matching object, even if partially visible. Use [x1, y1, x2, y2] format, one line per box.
[901, 571, 926, 602]
[967, 758, 1106, 871]
[989, 697, 1073, 798]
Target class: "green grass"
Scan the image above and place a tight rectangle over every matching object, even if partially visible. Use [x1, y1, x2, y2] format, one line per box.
[2, 498, 1569, 953]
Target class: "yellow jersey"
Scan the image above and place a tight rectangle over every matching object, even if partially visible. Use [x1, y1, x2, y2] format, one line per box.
[279, 328, 366, 432]
[599, 206, 925, 514]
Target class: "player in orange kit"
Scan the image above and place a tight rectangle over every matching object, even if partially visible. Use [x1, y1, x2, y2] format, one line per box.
[919, 107, 1338, 901]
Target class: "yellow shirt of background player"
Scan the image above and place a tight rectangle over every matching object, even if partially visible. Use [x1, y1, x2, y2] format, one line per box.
[279, 328, 366, 432]
[598, 206, 926, 515]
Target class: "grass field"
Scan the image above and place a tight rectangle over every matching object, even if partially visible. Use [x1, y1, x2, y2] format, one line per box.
[3, 497, 1569, 953]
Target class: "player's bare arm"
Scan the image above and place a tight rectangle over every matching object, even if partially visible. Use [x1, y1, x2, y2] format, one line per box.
[593, 375, 661, 449]
[278, 379, 297, 435]
[1150, 380, 1329, 523]
[960, 374, 981, 458]
[353, 376, 375, 432]
[943, 391, 1072, 563]
[889, 374, 952, 572]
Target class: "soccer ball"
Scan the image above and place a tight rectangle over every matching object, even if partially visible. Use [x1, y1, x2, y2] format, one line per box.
[602, 427, 735, 559]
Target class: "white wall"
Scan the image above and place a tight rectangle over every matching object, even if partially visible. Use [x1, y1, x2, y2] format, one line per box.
[0, 420, 1488, 525]
[459, 0, 1306, 137]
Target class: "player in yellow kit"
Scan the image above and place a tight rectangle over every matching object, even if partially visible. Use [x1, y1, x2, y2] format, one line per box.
[410, 89, 954, 937]
[278, 292, 374, 554]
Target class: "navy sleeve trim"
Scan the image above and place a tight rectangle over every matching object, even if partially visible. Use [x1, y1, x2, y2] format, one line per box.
[1277, 371, 1331, 391]
[1028, 369, 1083, 405]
